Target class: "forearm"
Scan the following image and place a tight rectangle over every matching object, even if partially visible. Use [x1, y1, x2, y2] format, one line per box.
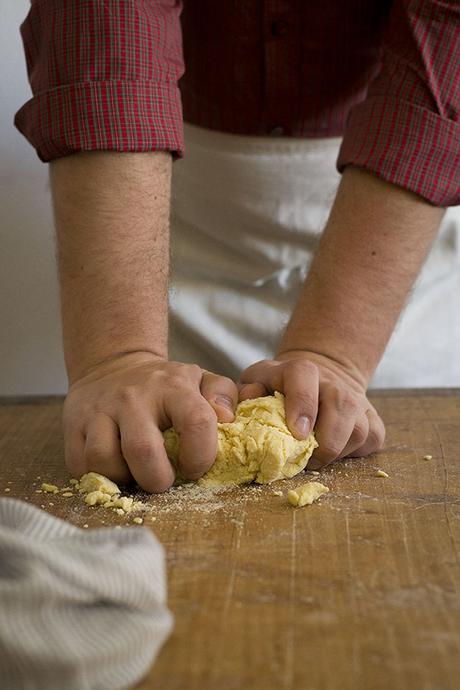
[50, 151, 172, 384]
[277, 167, 444, 386]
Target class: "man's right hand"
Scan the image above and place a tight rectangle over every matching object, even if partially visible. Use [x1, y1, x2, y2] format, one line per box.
[63, 351, 239, 493]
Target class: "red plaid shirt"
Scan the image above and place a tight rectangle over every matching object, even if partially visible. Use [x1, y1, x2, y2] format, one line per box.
[15, 1, 460, 206]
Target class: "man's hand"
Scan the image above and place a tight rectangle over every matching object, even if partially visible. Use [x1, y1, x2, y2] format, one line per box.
[238, 350, 385, 469]
[63, 351, 238, 492]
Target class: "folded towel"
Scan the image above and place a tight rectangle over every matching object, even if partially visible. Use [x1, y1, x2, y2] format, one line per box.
[0, 498, 173, 690]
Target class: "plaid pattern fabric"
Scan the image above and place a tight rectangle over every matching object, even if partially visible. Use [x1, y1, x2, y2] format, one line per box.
[15, 1, 460, 206]
[337, 0, 460, 207]
[15, 0, 185, 161]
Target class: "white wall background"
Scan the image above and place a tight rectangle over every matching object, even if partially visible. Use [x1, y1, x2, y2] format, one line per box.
[0, 1, 67, 395]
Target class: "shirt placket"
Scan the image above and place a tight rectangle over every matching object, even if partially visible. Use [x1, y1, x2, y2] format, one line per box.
[262, 0, 301, 136]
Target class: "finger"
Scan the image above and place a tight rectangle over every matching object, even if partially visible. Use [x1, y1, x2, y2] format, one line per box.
[165, 388, 218, 481]
[339, 412, 370, 459]
[240, 359, 284, 392]
[350, 406, 386, 457]
[308, 388, 358, 469]
[64, 426, 87, 479]
[237, 381, 269, 402]
[281, 359, 319, 440]
[84, 413, 132, 486]
[200, 371, 239, 423]
[118, 403, 175, 493]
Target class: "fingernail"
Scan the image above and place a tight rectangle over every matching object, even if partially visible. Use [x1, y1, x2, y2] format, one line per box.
[296, 415, 310, 437]
[215, 395, 233, 410]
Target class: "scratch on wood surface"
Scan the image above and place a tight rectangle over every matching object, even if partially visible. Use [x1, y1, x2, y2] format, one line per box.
[344, 512, 361, 680]
[432, 422, 460, 567]
[400, 517, 415, 581]
[222, 498, 246, 623]
[284, 510, 296, 689]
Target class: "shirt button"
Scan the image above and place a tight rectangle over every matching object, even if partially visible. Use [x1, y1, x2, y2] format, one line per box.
[271, 20, 289, 37]
[269, 126, 285, 136]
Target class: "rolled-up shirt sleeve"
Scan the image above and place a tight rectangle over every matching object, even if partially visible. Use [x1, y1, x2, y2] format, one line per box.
[14, 0, 185, 162]
[337, 0, 460, 207]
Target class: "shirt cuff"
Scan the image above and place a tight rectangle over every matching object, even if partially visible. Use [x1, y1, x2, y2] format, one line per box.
[14, 80, 185, 163]
[337, 96, 460, 207]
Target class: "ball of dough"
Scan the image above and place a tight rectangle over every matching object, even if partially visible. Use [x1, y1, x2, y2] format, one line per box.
[163, 391, 318, 487]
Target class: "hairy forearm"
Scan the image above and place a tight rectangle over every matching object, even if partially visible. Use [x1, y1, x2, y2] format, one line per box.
[50, 151, 172, 384]
[277, 167, 444, 385]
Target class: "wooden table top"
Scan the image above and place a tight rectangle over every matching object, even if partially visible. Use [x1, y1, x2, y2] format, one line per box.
[1, 390, 459, 690]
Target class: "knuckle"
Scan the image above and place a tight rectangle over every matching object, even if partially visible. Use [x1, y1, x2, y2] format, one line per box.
[333, 390, 359, 415]
[188, 363, 203, 377]
[185, 409, 215, 430]
[367, 425, 386, 451]
[316, 443, 342, 463]
[146, 367, 167, 384]
[124, 438, 156, 462]
[92, 401, 108, 416]
[181, 459, 213, 480]
[216, 375, 236, 389]
[294, 392, 317, 412]
[352, 422, 368, 446]
[85, 443, 110, 464]
[167, 373, 188, 389]
[118, 385, 139, 404]
[168, 362, 201, 380]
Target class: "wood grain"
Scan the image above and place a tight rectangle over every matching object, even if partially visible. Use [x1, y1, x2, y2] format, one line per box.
[0, 391, 459, 690]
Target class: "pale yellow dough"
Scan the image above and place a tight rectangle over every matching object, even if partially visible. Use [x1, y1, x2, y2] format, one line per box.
[78, 472, 119, 496]
[287, 481, 329, 507]
[76, 472, 142, 514]
[163, 392, 318, 487]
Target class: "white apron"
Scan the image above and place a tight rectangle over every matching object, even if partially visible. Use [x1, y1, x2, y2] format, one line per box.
[169, 123, 460, 388]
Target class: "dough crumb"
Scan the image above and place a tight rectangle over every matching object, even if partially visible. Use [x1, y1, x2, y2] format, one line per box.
[110, 496, 134, 512]
[78, 472, 119, 496]
[82, 524, 89, 529]
[4, 488, 11, 493]
[272, 490, 283, 496]
[288, 482, 329, 507]
[423, 454, 433, 461]
[41, 483, 59, 493]
[84, 490, 112, 506]
[310, 471, 320, 476]
[38, 474, 144, 514]
[375, 470, 389, 478]
[133, 517, 143, 525]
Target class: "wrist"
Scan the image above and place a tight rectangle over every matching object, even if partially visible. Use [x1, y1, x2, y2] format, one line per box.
[66, 348, 166, 386]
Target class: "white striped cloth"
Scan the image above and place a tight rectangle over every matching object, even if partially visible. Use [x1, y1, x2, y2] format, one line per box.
[0, 498, 173, 690]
